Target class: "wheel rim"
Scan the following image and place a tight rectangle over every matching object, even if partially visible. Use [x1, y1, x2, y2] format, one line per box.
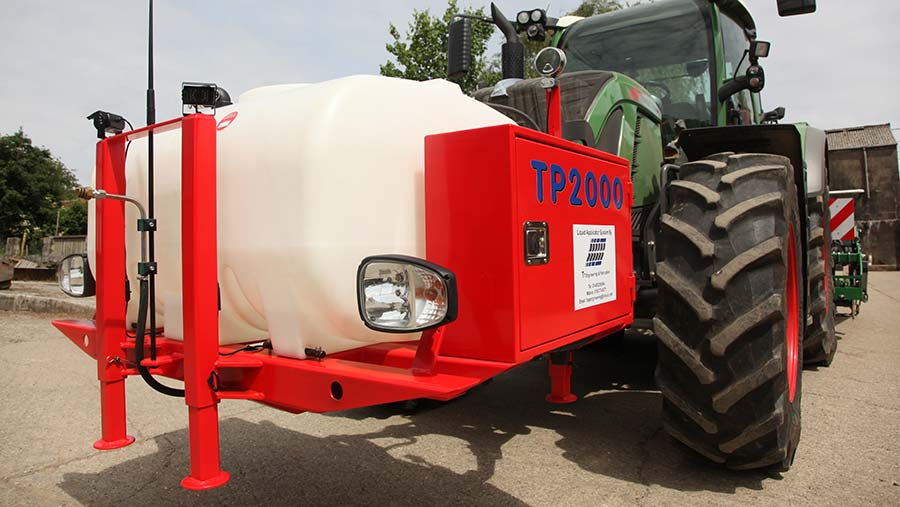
[786, 225, 799, 402]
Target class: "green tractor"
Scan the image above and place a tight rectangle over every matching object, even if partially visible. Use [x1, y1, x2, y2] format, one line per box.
[449, 0, 834, 470]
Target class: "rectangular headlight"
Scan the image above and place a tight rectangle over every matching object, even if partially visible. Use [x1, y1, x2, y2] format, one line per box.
[357, 255, 458, 333]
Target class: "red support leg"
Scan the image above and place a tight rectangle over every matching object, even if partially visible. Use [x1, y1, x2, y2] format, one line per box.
[93, 136, 135, 450]
[412, 326, 446, 376]
[94, 379, 135, 449]
[546, 351, 577, 404]
[179, 114, 229, 490]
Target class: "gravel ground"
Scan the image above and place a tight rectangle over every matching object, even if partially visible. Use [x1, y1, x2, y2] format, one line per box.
[0, 273, 898, 506]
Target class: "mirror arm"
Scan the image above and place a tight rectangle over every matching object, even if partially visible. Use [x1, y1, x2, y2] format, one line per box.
[718, 76, 748, 103]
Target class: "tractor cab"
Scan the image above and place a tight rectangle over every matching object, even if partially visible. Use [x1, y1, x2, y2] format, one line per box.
[560, 0, 718, 145]
[453, 0, 791, 150]
[559, 0, 775, 143]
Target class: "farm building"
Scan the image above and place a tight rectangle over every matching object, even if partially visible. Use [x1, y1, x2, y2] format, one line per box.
[826, 123, 899, 270]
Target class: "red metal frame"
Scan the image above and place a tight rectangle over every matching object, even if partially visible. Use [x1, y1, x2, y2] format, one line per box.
[92, 128, 133, 451]
[53, 114, 635, 490]
[546, 85, 562, 138]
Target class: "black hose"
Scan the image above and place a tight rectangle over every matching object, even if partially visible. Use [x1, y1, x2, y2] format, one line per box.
[135, 278, 185, 397]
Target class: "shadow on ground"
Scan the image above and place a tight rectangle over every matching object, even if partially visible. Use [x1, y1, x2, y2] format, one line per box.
[59, 334, 773, 505]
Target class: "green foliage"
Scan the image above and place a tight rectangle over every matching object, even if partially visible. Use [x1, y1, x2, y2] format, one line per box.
[57, 200, 88, 235]
[568, 0, 627, 17]
[380, 0, 495, 93]
[0, 129, 79, 240]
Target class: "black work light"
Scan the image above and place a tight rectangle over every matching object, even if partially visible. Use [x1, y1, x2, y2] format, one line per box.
[181, 82, 232, 115]
[86, 110, 128, 139]
[357, 255, 458, 333]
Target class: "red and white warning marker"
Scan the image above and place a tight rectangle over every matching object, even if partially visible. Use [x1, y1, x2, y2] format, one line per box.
[829, 197, 856, 241]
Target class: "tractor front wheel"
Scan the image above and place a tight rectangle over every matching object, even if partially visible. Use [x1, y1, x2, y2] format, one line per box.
[655, 152, 803, 470]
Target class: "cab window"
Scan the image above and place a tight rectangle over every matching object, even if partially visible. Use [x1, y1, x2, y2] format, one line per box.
[720, 13, 754, 125]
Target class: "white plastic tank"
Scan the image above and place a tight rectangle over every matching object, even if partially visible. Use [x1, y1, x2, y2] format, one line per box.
[88, 75, 512, 359]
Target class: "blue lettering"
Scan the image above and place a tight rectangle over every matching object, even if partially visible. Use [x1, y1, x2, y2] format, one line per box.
[585, 171, 597, 207]
[568, 168, 583, 206]
[613, 177, 624, 209]
[550, 164, 565, 204]
[530, 160, 623, 210]
[530, 160, 548, 203]
[600, 174, 611, 208]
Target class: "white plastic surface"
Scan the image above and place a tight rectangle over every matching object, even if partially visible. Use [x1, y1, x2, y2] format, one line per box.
[803, 126, 827, 196]
[89, 76, 512, 358]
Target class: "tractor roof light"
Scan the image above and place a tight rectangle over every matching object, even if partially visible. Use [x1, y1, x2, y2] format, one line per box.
[516, 9, 548, 41]
[357, 255, 458, 333]
[182, 82, 233, 115]
[751, 40, 771, 59]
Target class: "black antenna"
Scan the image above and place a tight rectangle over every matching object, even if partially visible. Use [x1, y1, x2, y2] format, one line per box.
[147, 0, 158, 360]
[147, 0, 155, 125]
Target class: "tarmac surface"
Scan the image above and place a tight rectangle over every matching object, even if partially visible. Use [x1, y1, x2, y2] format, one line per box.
[1, 274, 899, 506]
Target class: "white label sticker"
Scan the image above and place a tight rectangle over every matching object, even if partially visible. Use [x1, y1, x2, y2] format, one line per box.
[573, 224, 616, 310]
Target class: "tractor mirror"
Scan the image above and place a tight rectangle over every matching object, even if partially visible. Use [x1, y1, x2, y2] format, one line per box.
[686, 59, 707, 77]
[777, 0, 816, 16]
[761, 107, 786, 124]
[447, 18, 473, 83]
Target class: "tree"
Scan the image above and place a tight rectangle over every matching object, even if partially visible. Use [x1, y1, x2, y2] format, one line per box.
[57, 200, 88, 235]
[568, 0, 628, 17]
[380, 0, 495, 93]
[0, 129, 80, 241]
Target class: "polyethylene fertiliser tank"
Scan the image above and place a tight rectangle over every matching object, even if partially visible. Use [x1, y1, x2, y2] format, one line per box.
[89, 76, 512, 359]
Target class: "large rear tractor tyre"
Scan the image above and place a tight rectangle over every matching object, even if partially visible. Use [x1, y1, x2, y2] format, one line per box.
[803, 192, 837, 366]
[655, 152, 803, 471]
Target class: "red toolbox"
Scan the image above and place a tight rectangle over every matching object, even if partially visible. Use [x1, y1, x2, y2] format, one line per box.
[425, 124, 635, 363]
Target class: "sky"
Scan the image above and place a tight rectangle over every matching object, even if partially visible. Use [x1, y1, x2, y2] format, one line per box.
[1, 0, 898, 184]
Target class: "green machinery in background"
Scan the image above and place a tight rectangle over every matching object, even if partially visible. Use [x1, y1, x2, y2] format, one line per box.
[829, 189, 869, 317]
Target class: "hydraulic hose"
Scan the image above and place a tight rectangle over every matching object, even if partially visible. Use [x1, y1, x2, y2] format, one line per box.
[135, 277, 185, 397]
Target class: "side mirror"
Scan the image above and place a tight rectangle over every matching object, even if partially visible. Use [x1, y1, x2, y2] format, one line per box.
[762, 107, 786, 124]
[717, 64, 765, 102]
[686, 59, 708, 77]
[58, 254, 96, 298]
[777, 0, 816, 16]
[447, 18, 473, 83]
[534, 47, 566, 77]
